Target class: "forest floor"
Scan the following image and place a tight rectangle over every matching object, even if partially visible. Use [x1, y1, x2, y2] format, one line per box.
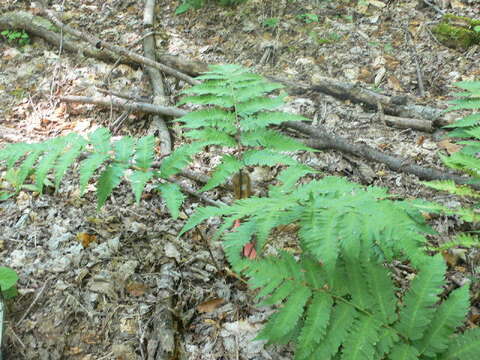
[0, 0, 479, 359]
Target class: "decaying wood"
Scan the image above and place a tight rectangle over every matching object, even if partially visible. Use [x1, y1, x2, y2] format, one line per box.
[271, 75, 446, 124]
[285, 121, 477, 187]
[143, 0, 171, 155]
[59, 95, 188, 118]
[36, 6, 199, 85]
[0, 11, 208, 77]
[383, 114, 433, 132]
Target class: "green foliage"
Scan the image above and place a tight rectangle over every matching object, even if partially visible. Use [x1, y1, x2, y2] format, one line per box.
[181, 175, 478, 359]
[423, 80, 480, 229]
[263, 18, 280, 29]
[0, 267, 18, 300]
[171, 64, 314, 191]
[296, 13, 319, 24]
[1, 29, 30, 46]
[0, 128, 185, 217]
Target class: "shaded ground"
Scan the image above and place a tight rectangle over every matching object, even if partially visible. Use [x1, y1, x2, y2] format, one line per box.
[1, 0, 479, 359]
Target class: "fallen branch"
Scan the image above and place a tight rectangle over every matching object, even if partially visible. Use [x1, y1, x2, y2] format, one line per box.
[36, 5, 199, 85]
[285, 121, 475, 187]
[59, 95, 187, 118]
[58, 94, 475, 187]
[143, 0, 171, 155]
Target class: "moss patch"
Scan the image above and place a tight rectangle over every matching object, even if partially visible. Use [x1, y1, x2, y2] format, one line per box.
[431, 14, 480, 50]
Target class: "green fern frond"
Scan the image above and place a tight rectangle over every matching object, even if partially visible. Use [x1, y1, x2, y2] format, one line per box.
[444, 113, 480, 128]
[185, 129, 237, 146]
[423, 180, 480, 198]
[364, 261, 397, 324]
[177, 94, 235, 107]
[54, 134, 86, 189]
[441, 328, 480, 360]
[159, 142, 204, 178]
[388, 344, 420, 360]
[96, 163, 126, 209]
[177, 109, 236, 133]
[313, 303, 357, 359]
[416, 284, 470, 357]
[272, 165, 317, 194]
[130, 170, 154, 203]
[295, 292, 333, 360]
[156, 182, 185, 219]
[242, 149, 299, 166]
[341, 314, 380, 360]
[34, 137, 68, 193]
[236, 96, 284, 115]
[395, 254, 446, 340]
[134, 135, 155, 170]
[239, 111, 309, 131]
[200, 155, 243, 192]
[79, 152, 110, 195]
[256, 285, 311, 343]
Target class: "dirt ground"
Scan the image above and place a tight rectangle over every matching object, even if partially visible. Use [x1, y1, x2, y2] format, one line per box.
[1, 0, 479, 359]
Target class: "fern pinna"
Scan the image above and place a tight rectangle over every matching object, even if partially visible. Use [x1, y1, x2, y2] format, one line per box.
[168, 64, 314, 192]
[0, 128, 184, 218]
[181, 175, 480, 359]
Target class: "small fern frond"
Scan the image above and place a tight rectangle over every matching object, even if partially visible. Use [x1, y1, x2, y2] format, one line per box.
[134, 135, 155, 170]
[177, 109, 236, 133]
[156, 182, 185, 219]
[313, 303, 357, 359]
[441, 328, 480, 360]
[96, 163, 126, 209]
[34, 137, 68, 193]
[364, 261, 397, 324]
[423, 180, 480, 198]
[295, 292, 333, 360]
[272, 165, 317, 194]
[444, 113, 480, 128]
[236, 96, 285, 115]
[341, 314, 380, 360]
[178, 205, 229, 237]
[200, 155, 242, 192]
[256, 285, 311, 343]
[343, 257, 374, 310]
[416, 284, 470, 357]
[79, 152, 110, 195]
[395, 254, 446, 340]
[54, 134, 86, 189]
[160, 143, 204, 178]
[130, 171, 154, 204]
[113, 136, 134, 165]
[242, 149, 299, 166]
[185, 129, 237, 146]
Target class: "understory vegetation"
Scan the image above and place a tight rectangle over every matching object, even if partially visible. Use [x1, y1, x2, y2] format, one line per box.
[1, 66, 480, 359]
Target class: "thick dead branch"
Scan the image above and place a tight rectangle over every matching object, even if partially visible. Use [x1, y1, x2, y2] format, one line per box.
[35, 6, 199, 85]
[59, 95, 187, 118]
[271, 75, 446, 125]
[285, 121, 476, 187]
[383, 115, 433, 132]
[143, 0, 171, 155]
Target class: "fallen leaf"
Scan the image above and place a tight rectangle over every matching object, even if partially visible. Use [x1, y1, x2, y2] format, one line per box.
[126, 282, 148, 297]
[197, 298, 224, 313]
[437, 139, 461, 154]
[76, 232, 97, 248]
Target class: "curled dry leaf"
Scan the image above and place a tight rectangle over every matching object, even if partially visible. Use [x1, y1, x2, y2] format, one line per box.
[197, 298, 224, 313]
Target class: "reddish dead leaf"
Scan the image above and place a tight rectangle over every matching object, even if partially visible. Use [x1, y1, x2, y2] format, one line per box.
[197, 298, 224, 313]
[126, 282, 148, 297]
[76, 232, 97, 248]
[242, 242, 257, 260]
[437, 139, 461, 154]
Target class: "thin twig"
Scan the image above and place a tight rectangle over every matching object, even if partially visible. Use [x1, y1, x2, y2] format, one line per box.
[17, 279, 50, 325]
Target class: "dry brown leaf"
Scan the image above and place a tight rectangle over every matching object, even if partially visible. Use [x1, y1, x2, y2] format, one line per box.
[387, 76, 403, 92]
[76, 232, 97, 248]
[197, 298, 224, 313]
[437, 139, 461, 154]
[126, 282, 148, 297]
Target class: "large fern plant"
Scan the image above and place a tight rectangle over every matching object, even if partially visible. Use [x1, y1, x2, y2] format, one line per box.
[164, 64, 314, 192]
[181, 175, 480, 359]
